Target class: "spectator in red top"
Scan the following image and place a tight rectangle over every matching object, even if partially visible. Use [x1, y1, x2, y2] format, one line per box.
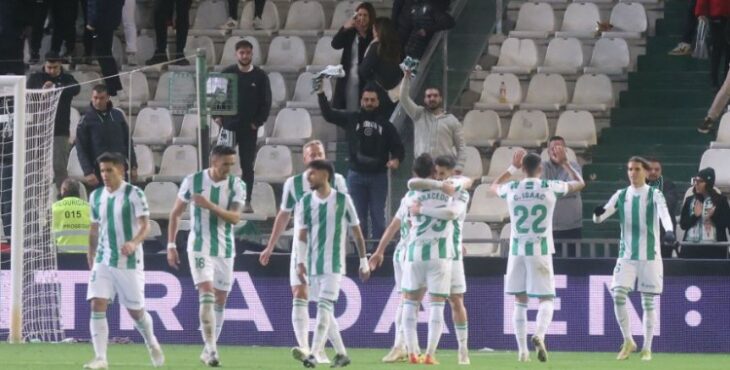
[696, 0, 730, 87]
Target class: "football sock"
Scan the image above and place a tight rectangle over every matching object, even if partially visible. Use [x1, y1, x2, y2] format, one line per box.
[292, 298, 310, 350]
[613, 287, 632, 342]
[393, 300, 405, 349]
[134, 310, 158, 347]
[199, 293, 217, 353]
[402, 299, 421, 355]
[311, 300, 332, 354]
[641, 293, 656, 351]
[327, 309, 347, 356]
[455, 321, 469, 351]
[513, 302, 528, 354]
[426, 301, 446, 356]
[535, 299, 554, 340]
[90, 311, 109, 361]
[214, 304, 225, 340]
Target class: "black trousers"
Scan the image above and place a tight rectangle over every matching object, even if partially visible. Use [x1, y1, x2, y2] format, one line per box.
[226, 0, 265, 22]
[29, 0, 48, 57]
[0, 37, 25, 75]
[79, 0, 93, 57]
[553, 228, 582, 257]
[682, 0, 698, 44]
[709, 17, 730, 87]
[154, 0, 192, 56]
[50, 0, 79, 55]
[94, 28, 122, 95]
[235, 133, 256, 202]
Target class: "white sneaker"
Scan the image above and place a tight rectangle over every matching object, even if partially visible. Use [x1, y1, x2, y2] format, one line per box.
[382, 346, 408, 363]
[458, 347, 470, 365]
[147, 342, 165, 367]
[220, 18, 238, 30]
[315, 349, 330, 364]
[83, 358, 108, 369]
[668, 42, 692, 56]
[518, 352, 530, 362]
[253, 17, 264, 30]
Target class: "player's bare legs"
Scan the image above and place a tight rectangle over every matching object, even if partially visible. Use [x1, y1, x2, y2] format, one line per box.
[612, 286, 637, 360]
[449, 293, 470, 365]
[532, 296, 553, 362]
[513, 294, 530, 362]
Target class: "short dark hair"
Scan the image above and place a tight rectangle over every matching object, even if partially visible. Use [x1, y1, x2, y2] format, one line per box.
[362, 82, 381, 95]
[424, 86, 442, 96]
[434, 155, 456, 170]
[308, 160, 334, 182]
[628, 156, 651, 171]
[211, 145, 237, 158]
[96, 152, 126, 167]
[646, 156, 661, 164]
[413, 153, 434, 178]
[522, 152, 542, 176]
[60, 178, 81, 198]
[44, 52, 63, 64]
[548, 136, 565, 144]
[235, 40, 254, 51]
[92, 84, 108, 94]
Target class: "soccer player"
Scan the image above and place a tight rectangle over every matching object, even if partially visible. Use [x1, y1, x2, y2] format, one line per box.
[593, 156, 676, 361]
[490, 150, 584, 363]
[85, 152, 164, 370]
[290, 160, 371, 368]
[167, 145, 246, 367]
[259, 140, 348, 364]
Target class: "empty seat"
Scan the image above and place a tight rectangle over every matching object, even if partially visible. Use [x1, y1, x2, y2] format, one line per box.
[462, 222, 499, 257]
[191, 0, 228, 32]
[183, 36, 216, 66]
[152, 72, 196, 107]
[145, 182, 179, 220]
[280, 0, 326, 37]
[567, 74, 614, 111]
[137, 34, 158, 65]
[521, 73, 568, 111]
[254, 145, 293, 183]
[509, 2, 556, 39]
[133, 107, 174, 146]
[699, 149, 730, 187]
[66, 147, 85, 180]
[462, 146, 484, 180]
[501, 110, 549, 148]
[538, 37, 583, 75]
[134, 144, 156, 181]
[71, 71, 102, 108]
[603, 2, 647, 39]
[556, 2, 601, 39]
[463, 110, 502, 148]
[117, 71, 150, 106]
[287, 72, 332, 108]
[173, 114, 218, 145]
[147, 219, 163, 240]
[266, 108, 313, 146]
[540, 145, 579, 163]
[554, 110, 597, 148]
[328, 1, 360, 33]
[69, 107, 80, 143]
[492, 38, 539, 74]
[264, 36, 308, 73]
[482, 146, 526, 183]
[584, 38, 630, 75]
[220, 36, 263, 66]
[475, 73, 522, 111]
[710, 113, 730, 149]
[500, 223, 511, 251]
[466, 184, 509, 222]
[251, 182, 278, 219]
[153, 145, 199, 182]
[268, 72, 288, 106]
[235, 0, 280, 34]
[307, 36, 343, 72]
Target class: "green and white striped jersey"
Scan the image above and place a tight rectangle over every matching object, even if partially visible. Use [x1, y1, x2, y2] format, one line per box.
[497, 178, 569, 256]
[403, 189, 455, 262]
[392, 197, 410, 263]
[178, 170, 247, 258]
[90, 182, 149, 270]
[294, 190, 359, 275]
[451, 189, 470, 261]
[594, 185, 673, 261]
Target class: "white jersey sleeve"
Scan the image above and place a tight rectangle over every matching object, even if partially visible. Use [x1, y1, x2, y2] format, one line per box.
[653, 188, 674, 232]
[90, 189, 101, 224]
[394, 198, 408, 221]
[178, 175, 192, 203]
[294, 200, 306, 231]
[130, 186, 150, 218]
[594, 190, 621, 223]
[334, 174, 349, 194]
[344, 194, 360, 226]
[231, 177, 247, 206]
[280, 177, 295, 212]
[497, 181, 516, 199]
[548, 180, 570, 199]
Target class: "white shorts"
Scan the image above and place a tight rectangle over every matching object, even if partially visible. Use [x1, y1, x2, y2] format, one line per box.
[309, 274, 342, 302]
[504, 255, 555, 298]
[450, 259, 467, 295]
[393, 247, 405, 291]
[189, 252, 234, 292]
[401, 259, 453, 298]
[86, 263, 145, 310]
[611, 258, 664, 294]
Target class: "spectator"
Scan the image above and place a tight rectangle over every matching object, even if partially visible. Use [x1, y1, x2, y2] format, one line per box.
[47, 0, 80, 62]
[121, 0, 138, 65]
[221, 0, 266, 30]
[75, 84, 137, 188]
[86, 0, 124, 96]
[359, 17, 403, 116]
[399, 0, 455, 74]
[215, 40, 272, 213]
[28, 0, 48, 65]
[51, 178, 91, 253]
[399, 69, 465, 173]
[669, 0, 698, 56]
[0, 100, 13, 238]
[541, 137, 583, 256]
[0, 0, 32, 75]
[78, 0, 95, 65]
[331, 2, 375, 110]
[647, 157, 680, 258]
[696, 0, 730, 87]
[679, 167, 730, 258]
[317, 83, 405, 241]
[146, 0, 192, 66]
[27, 52, 81, 189]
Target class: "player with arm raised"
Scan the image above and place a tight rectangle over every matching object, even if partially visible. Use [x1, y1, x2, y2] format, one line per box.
[593, 156, 675, 361]
[490, 150, 584, 363]
[167, 145, 245, 367]
[290, 160, 370, 368]
[259, 140, 348, 364]
[84, 152, 163, 370]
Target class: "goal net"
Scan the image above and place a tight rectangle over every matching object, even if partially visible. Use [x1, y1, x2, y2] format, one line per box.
[0, 76, 64, 343]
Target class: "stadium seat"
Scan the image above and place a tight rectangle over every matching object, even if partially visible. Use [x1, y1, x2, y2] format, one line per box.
[220, 36, 263, 66]
[254, 145, 293, 183]
[134, 144, 156, 181]
[235, 0, 281, 35]
[602, 2, 648, 40]
[173, 114, 200, 145]
[462, 146, 484, 180]
[509, 2, 556, 39]
[462, 222, 499, 257]
[462, 110, 502, 148]
[145, 182, 179, 220]
[66, 147, 85, 180]
[584, 38, 630, 75]
[153, 145, 199, 182]
[492, 38, 539, 75]
[251, 182, 278, 219]
[475, 73, 522, 111]
[307, 36, 343, 72]
[466, 184, 509, 223]
[567, 74, 614, 112]
[554, 110, 597, 148]
[69, 107, 80, 144]
[146, 219, 163, 240]
[287, 72, 332, 108]
[268, 72, 288, 107]
[190, 0, 228, 34]
[540, 146, 578, 163]
[710, 113, 730, 149]
[263, 36, 308, 73]
[537, 37, 584, 75]
[521, 74, 568, 111]
[132, 107, 174, 146]
[137, 34, 158, 65]
[117, 71, 150, 107]
[481, 146, 526, 183]
[71, 71, 102, 109]
[501, 110, 549, 148]
[280, 0, 326, 37]
[182, 36, 216, 66]
[266, 108, 313, 146]
[327, 1, 361, 36]
[556, 2, 602, 39]
[500, 223, 511, 249]
[151, 72, 196, 108]
[699, 149, 730, 188]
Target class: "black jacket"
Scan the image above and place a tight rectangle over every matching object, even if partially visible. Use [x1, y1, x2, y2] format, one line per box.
[660, 179, 680, 240]
[219, 65, 272, 136]
[331, 27, 374, 109]
[0, 0, 32, 38]
[680, 192, 730, 241]
[318, 93, 405, 174]
[75, 102, 136, 176]
[358, 41, 404, 91]
[27, 70, 80, 137]
[87, 0, 124, 32]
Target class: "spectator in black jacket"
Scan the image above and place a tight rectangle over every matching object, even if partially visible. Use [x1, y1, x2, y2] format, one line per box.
[317, 83, 405, 241]
[679, 167, 730, 258]
[214, 39, 272, 212]
[0, 0, 32, 75]
[399, 0, 455, 74]
[27, 52, 81, 188]
[359, 17, 403, 117]
[146, 0, 192, 66]
[331, 2, 375, 110]
[86, 0, 124, 96]
[647, 158, 680, 258]
[75, 84, 137, 188]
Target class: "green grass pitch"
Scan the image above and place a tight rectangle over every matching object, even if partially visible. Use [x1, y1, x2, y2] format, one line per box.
[1, 344, 729, 370]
